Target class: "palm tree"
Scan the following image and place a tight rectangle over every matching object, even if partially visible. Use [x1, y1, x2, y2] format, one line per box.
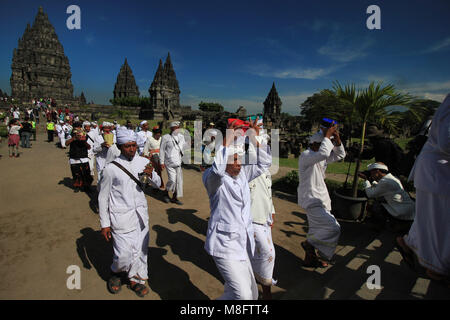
[332, 81, 412, 197]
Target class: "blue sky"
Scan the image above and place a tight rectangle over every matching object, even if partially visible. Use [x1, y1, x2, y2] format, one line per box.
[0, 0, 449, 115]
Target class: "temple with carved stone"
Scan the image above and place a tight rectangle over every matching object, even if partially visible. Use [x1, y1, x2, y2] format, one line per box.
[113, 58, 140, 99]
[140, 53, 181, 121]
[10, 6, 77, 105]
[263, 82, 282, 129]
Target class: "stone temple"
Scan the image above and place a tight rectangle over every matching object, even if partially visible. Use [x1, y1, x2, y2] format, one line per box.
[140, 53, 180, 121]
[263, 82, 282, 129]
[113, 58, 140, 99]
[10, 7, 76, 105]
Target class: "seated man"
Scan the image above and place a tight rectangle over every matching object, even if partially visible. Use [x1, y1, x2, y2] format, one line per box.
[359, 162, 415, 232]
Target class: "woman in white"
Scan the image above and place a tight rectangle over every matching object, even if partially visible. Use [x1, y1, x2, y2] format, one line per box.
[248, 132, 277, 300]
[8, 119, 22, 158]
[143, 127, 164, 189]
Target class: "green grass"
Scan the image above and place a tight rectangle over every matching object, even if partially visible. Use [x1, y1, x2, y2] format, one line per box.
[276, 155, 374, 175]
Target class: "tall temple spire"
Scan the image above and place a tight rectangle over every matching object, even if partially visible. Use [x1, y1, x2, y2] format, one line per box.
[143, 53, 181, 121]
[263, 82, 282, 129]
[113, 58, 140, 99]
[10, 6, 75, 104]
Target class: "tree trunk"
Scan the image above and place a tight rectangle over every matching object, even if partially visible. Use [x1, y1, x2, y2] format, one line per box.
[351, 121, 367, 197]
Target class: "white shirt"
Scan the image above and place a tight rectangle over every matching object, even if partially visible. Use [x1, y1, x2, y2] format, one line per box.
[93, 133, 120, 171]
[364, 173, 415, 220]
[86, 130, 96, 157]
[13, 111, 20, 119]
[8, 125, 21, 135]
[137, 130, 153, 155]
[297, 138, 346, 211]
[160, 132, 186, 167]
[143, 136, 161, 157]
[98, 154, 161, 233]
[249, 170, 275, 225]
[203, 144, 272, 260]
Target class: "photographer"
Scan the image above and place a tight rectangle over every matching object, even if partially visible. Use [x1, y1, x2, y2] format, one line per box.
[65, 122, 93, 192]
[359, 162, 415, 233]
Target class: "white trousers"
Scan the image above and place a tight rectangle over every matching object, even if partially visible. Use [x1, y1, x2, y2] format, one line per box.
[213, 256, 258, 300]
[88, 155, 95, 177]
[166, 165, 183, 197]
[250, 223, 276, 286]
[58, 133, 66, 148]
[306, 206, 341, 260]
[405, 189, 450, 276]
[111, 214, 149, 284]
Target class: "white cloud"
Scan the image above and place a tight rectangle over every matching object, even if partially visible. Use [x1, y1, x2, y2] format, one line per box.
[318, 33, 374, 63]
[85, 34, 95, 45]
[423, 37, 450, 54]
[247, 64, 338, 80]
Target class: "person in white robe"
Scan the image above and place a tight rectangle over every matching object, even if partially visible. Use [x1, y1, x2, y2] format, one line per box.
[136, 120, 153, 156]
[203, 118, 272, 300]
[98, 127, 161, 297]
[56, 120, 66, 148]
[143, 127, 164, 189]
[297, 124, 346, 267]
[248, 131, 277, 300]
[397, 93, 450, 282]
[83, 121, 96, 178]
[159, 121, 185, 205]
[93, 122, 121, 186]
[359, 162, 415, 232]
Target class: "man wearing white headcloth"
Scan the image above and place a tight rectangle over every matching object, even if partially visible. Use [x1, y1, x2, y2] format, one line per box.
[396, 93, 450, 282]
[98, 127, 161, 298]
[297, 123, 345, 268]
[358, 162, 415, 232]
[203, 118, 272, 300]
[93, 122, 121, 186]
[160, 121, 185, 205]
[136, 120, 153, 155]
[247, 120, 277, 300]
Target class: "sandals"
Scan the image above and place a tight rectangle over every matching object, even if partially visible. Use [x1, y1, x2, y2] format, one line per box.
[128, 282, 149, 298]
[395, 236, 416, 270]
[107, 273, 123, 294]
[301, 241, 328, 268]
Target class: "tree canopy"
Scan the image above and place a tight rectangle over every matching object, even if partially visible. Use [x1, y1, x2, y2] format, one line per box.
[198, 101, 224, 113]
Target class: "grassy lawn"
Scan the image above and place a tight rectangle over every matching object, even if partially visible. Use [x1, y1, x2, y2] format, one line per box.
[277, 156, 374, 174]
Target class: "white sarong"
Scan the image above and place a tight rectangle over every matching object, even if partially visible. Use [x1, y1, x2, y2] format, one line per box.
[111, 213, 149, 284]
[213, 256, 258, 300]
[306, 206, 341, 260]
[250, 223, 277, 286]
[405, 188, 450, 276]
[166, 165, 183, 197]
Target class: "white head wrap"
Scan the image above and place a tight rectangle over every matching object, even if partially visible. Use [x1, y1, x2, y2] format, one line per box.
[102, 121, 112, 127]
[309, 131, 324, 144]
[82, 121, 91, 128]
[116, 127, 137, 145]
[367, 162, 389, 171]
[140, 120, 148, 127]
[170, 121, 180, 128]
[91, 121, 97, 126]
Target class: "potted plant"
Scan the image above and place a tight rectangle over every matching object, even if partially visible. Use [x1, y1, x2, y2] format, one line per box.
[330, 81, 412, 220]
